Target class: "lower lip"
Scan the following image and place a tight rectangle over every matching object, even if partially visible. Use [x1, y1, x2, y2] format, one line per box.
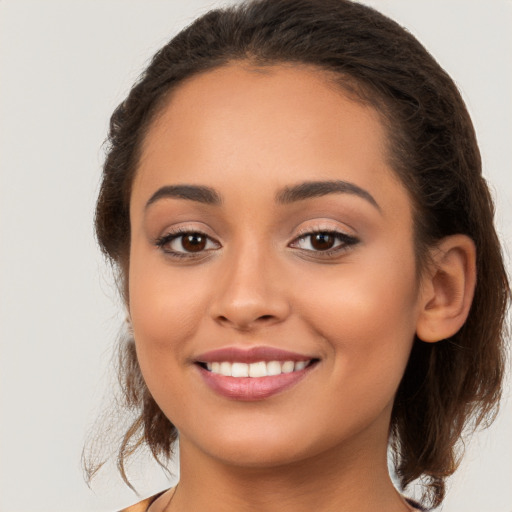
[197, 364, 316, 401]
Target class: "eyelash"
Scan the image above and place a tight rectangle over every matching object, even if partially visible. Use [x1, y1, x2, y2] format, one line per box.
[154, 228, 359, 260]
[289, 229, 359, 257]
[154, 228, 220, 260]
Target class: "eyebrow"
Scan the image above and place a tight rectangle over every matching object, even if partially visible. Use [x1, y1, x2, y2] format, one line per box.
[276, 180, 380, 211]
[145, 184, 222, 209]
[145, 179, 380, 211]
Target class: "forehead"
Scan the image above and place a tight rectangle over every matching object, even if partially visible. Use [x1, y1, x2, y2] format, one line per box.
[133, 63, 409, 220]
[141, 63, 387, 160]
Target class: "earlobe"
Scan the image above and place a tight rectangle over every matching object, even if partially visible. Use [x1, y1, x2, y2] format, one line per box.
[416, 234, 477, 343]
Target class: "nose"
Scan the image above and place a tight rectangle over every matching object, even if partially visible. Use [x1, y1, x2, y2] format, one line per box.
[209, 243, 291, 331]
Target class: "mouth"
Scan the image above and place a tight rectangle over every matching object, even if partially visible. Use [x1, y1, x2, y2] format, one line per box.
[194, 346, 320, 401]
[197, 359, 316, 377]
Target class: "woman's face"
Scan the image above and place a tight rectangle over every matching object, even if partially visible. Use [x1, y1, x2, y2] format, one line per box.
[129, 64, 426, 468]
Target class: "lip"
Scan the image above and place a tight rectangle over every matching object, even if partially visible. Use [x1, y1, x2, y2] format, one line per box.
[194, 346, 319, 401]
[197, 363, 317, 401]
[195, 346, 314, 364]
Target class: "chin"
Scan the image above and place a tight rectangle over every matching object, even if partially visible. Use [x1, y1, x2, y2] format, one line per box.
[210, 440, 314, 470]
[179, 416, 321, 469]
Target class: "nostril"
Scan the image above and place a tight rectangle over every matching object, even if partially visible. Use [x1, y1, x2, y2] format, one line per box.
[217, 315, 230, 323]
[215, 313, 278, 330]
[212, 296, 290, 329]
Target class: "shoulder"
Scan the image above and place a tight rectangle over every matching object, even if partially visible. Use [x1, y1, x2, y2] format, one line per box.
[118, 490, 168, 512]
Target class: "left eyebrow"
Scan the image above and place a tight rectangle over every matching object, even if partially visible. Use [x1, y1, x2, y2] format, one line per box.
[145, 184, 222, 210]
[275, 180, 381, 211]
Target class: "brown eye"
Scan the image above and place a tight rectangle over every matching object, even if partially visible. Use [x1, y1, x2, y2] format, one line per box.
[155, 231, 220, 256]
[181, 233, 207, 252]
[310, 233, 336, 251]
[290, 230, 359, 255]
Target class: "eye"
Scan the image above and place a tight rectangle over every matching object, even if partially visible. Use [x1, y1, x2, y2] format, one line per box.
[155, 230, 221, 256]
[290, 230, 359, 253]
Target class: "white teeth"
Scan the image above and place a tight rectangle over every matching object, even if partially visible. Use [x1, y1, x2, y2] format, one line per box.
[249, 361, 267, 377]
[294, 360, 307, 371]
[266, 361, 282, 376]
[231, 362, 249, 377]
[205, 360, 311, 377]
[281, 361, 295, 373]
[220, 361, 232, 376]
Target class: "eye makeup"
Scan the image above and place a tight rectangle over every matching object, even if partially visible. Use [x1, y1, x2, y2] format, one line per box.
[154, 227, 221, 260]
[289, 229, 359, 257]
[153, 224, 359, 262]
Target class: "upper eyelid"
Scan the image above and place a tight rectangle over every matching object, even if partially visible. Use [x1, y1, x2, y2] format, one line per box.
[292, 223, 357, 239]
[155, 223, 218, 239]
[295, 226, 349, 235]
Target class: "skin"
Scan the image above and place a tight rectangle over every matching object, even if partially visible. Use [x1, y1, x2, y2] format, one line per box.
[127, 64, 474, 512]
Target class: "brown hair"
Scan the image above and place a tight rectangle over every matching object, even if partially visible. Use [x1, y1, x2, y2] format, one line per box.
[89, 0, 509, 508]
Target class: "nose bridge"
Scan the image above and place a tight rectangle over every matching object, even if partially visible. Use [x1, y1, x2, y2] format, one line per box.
[210, 237, 290, 329]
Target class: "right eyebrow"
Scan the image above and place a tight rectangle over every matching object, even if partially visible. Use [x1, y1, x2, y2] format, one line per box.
[145, 184, 222, 209]
[275, 179, 381, 212]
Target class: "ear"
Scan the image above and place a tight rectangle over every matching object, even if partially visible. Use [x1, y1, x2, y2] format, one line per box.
[416, 234, 476, 343]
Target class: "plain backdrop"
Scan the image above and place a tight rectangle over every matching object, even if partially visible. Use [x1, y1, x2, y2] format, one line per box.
[1, 1, 511, 511]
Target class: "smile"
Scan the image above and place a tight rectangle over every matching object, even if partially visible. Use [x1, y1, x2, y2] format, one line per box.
[203, 360, 310, 377]
[194, 347, 319, 401]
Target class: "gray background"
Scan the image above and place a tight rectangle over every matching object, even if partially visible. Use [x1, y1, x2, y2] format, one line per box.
[1, 1, 511, 511]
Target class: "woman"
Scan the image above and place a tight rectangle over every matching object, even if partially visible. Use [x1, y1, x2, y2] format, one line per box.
[88, 1, 509, 510]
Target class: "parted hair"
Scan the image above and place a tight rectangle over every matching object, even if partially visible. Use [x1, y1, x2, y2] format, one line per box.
[89, 0, 509, 508]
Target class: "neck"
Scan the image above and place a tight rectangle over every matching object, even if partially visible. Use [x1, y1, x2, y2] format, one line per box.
[169, 416, 412, 512]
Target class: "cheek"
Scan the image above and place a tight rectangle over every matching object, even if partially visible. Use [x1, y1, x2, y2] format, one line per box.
[127, 259, 202, 419]
[127, 245, 206, 373]
[295, 244, 419, 381]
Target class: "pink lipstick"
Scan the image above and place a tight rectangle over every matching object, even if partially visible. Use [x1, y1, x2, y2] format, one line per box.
[195, 346, 319, 401]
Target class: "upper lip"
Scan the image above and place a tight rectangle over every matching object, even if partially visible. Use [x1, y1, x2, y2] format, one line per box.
[195, 346, 316, 364]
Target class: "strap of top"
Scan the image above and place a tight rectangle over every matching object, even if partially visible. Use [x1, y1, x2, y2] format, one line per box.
[118, 490, 167, 512]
